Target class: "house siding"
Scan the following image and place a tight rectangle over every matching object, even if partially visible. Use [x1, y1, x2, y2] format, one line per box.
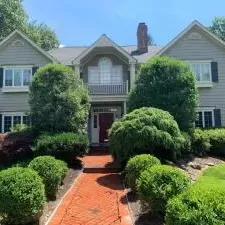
[0, 34, 52, 113]
[164, 26, 225, 126]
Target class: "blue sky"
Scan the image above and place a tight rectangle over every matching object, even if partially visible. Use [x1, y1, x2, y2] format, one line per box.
[23, 0, 225, 47]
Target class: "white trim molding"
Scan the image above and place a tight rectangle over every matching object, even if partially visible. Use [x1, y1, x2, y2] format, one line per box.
[195, 107, 215, 128]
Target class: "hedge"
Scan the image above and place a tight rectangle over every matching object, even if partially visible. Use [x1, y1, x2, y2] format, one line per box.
[125, 154, 161, 191]
[35, 132, 89, 163]
[0, 167, 45, 224]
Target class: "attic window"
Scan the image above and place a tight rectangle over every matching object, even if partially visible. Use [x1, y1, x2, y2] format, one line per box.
[188, 32, 201, 40]
[12, 39, 25, 47]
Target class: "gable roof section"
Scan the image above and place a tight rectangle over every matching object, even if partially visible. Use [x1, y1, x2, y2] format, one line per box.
[157, 20, 225, 55]
[72, 34, 137, 64]
[0, 30, 58, 63]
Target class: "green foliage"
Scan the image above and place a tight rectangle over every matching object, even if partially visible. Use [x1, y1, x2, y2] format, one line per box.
[128, 56, 198, 130]
[10, 124, 30, 132]
[35, 132, 88, 162]
[209, 17, 225, 42]
[109, 107, 186, 164]
[166, 165, 225, 225]
[188, 129, 211, 156]
[29, 64, 89, 133]
[29, 156, 68, 199]
[0, 167, 45, 224]
[137, 165, 191, 214]
[26, 21, 59, 51]
[125, 154, 161, 191]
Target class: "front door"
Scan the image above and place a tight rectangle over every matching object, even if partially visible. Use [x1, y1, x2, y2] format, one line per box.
[99, 113, 114, 143]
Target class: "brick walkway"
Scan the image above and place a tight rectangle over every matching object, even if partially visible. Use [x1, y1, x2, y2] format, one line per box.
[47, 151, 132, 225]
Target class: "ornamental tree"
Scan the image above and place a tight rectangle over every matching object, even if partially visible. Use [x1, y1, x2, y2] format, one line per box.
[29, 64, 89, 133]
[128, 56, 198, 130]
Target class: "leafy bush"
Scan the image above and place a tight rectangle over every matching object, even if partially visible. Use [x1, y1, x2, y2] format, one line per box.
[56, 159, 68, 180]
[188, 129, 211, 156]
[165, 180, 225, 225]
[125, 154, 161, 191]
[128, 56, 198, 130]
[0, 129, 36, 165]
[29, 156, 68, 199]
[0, 167, 45, 224]
[29, 64, 89, 133]
[109, 107, 186, 164]
[137, 165, 191, 214]
[35, 132, 88, 163]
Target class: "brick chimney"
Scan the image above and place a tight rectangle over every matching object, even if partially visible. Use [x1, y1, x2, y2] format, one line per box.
[137, 22, 148, 54]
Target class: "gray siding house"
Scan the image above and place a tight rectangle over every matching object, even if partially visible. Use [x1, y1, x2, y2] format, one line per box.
[0, 20, 224, 144]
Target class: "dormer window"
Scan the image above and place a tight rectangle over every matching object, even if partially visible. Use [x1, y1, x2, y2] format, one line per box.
[88, 57, 122, 84]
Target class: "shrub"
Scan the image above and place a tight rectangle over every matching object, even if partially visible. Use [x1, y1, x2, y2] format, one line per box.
[0, 167, 45, 224]
[29, 156, 68, 199]
[0, 129, 36, 165]
[29, 64, 89, 133]
[109, 107, 186, 164]
[137, 165, 191, 214]
[128, 56, 198, 130]
[125, 154, 161, 191]
[165, 181, 225, 225]
[188, 129, 211, 156]
[35, 132, 88, 163]
[56, 159, 68, 180]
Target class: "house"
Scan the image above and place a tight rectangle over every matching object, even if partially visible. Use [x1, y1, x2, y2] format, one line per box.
[0, 20, 223, 145]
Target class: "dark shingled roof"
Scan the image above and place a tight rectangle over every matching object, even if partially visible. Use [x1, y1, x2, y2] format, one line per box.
[49, 45, 162, 65]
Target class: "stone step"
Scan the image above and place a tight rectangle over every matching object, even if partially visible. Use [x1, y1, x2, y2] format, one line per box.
[83, 167, 122, 173]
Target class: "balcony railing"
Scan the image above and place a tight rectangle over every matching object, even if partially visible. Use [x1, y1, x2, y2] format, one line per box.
[85, 81, 128, 95]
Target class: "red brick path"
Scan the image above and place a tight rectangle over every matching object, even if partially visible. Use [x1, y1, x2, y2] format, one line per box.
[47, 152, 132, 225]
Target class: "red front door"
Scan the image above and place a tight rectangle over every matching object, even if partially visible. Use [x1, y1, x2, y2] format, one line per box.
[99, 113, 114, 143]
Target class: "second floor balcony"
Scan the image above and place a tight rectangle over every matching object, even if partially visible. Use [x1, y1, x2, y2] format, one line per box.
[85, 81, 128, 95]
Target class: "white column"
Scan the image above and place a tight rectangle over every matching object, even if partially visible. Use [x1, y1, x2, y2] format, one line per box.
[75, 64, 80, 78]
[123, 101, 127, 115]
[130, 63, 136, 89]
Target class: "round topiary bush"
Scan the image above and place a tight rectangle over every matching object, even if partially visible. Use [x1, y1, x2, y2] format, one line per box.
[29, 156, 68, 199]
[109, 107, 186, 164]
[137, 165, 191, 214]
[125, 154, 161, 191]
[165, 180, 225, 225]
[0, 167, 45, 224]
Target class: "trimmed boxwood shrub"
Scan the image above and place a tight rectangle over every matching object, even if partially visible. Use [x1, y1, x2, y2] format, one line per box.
[137, 165, 191, 214]
[0, 167, 45, 224]
[29, 156, 68, 199]
[125, 154, 161, 191]
[109, 107, 186, 164]
[35, 132, 88, 162]
[165, 180, 225, 225]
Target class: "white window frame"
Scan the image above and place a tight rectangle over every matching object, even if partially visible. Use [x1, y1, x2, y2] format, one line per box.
[188, 61, 213, 87]
[195, 107, 215, 128]
[2, 112, 30, 133]
[2, 65, 32, 92]
[88, 57, 123, 84]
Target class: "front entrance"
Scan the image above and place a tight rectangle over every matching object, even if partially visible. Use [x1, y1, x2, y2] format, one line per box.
[99, 113, 114, 143]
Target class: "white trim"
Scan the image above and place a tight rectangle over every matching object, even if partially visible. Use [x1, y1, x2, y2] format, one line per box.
[157, 20, 225, 56]
[0, 30, 58, 63]
[72, 34, 137, 64]
[195, 107, 215, 128]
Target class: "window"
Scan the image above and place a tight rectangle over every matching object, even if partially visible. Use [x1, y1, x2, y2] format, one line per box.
[3, 67, 32, 88]
[195, 109, 214, 128]
[189, 62, 211, 83]
[88, 57, 122, 84]
[2, 113, 31, 132]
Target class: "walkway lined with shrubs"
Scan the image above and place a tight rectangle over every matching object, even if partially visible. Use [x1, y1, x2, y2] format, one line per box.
[48, 151, 132, 225]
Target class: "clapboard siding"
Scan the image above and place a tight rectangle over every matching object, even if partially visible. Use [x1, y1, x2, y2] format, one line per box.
[0, 34, 51, 113]
[164, 26, 225, 126]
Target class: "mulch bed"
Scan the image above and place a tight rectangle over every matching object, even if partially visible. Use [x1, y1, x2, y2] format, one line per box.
[39, 163, 82, 225]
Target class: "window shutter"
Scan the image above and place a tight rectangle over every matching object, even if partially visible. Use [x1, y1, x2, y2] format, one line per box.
[32, 67, 39, 75]
[0, 68, 3, 88]
[214, 109, 221, 127]
[0, 114, 2, 133]
[211, 62, 218, 82]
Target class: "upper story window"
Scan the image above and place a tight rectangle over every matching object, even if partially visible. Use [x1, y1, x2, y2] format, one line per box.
[3, 66, 32, 92]
[189, 62, 211, 83]
[88, 57, 122, 84]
